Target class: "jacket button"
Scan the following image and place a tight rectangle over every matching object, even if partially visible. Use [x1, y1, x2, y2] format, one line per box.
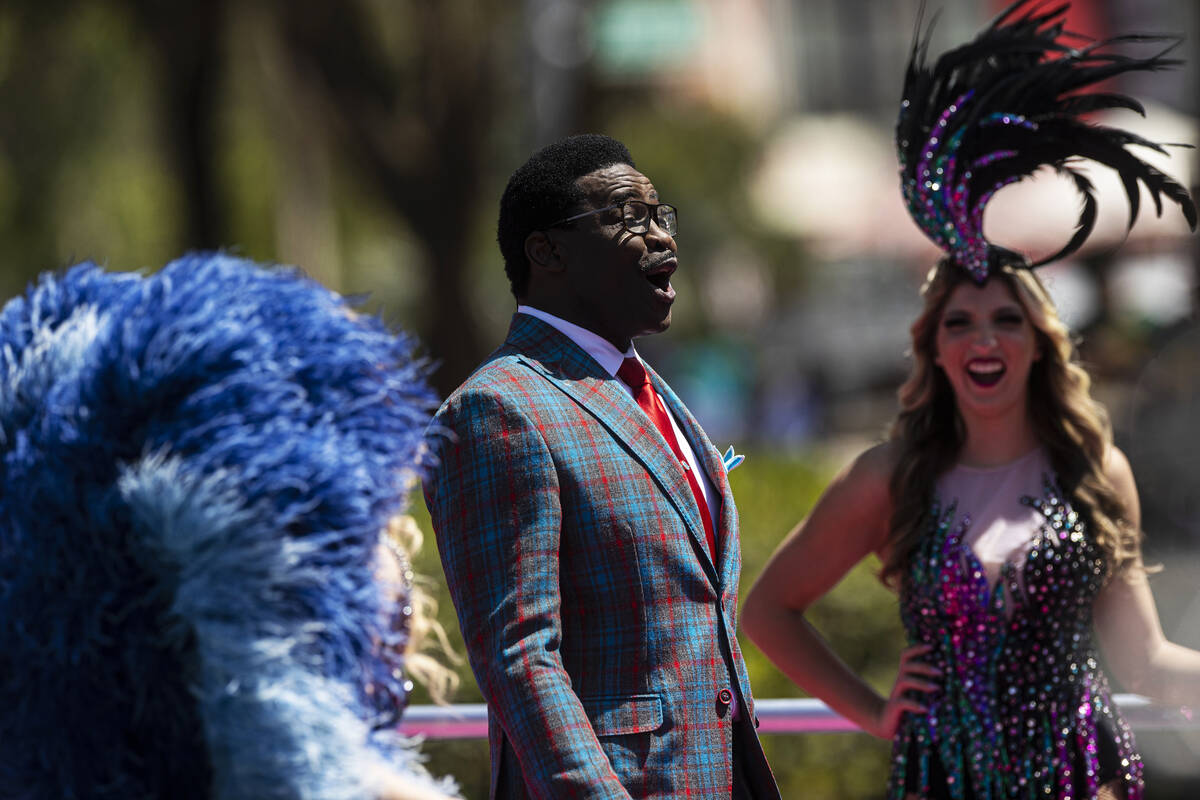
[717, 688, 733, 705]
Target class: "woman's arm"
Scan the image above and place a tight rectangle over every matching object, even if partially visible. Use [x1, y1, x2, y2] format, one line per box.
[1094, 447, 1200, 707]
[741, 443, 938, 739]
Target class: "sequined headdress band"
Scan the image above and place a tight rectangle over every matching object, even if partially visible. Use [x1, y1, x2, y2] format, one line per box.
[897, 0, 1197, 283]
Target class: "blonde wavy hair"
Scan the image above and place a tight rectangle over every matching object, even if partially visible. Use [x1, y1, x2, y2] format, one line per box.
[380, 514, 462, 705]
[879, 259, 1142, 588]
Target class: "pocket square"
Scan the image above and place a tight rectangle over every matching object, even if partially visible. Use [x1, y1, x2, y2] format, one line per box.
[722, 445, 745, 472]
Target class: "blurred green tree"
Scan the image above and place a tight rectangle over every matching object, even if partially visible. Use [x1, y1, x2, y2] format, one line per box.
[271, 0, 516, 396]
[0, 0, 521, 397]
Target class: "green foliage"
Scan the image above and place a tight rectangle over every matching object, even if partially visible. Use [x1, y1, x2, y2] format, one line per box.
[0, 3, 178, 295]
[409, 449, 907, 799]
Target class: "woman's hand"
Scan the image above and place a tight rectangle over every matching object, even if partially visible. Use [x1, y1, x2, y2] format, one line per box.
[867, 644, 941, 739]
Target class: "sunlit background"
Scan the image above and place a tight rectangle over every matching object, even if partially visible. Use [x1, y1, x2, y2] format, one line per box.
[2, 0, 1197, 796]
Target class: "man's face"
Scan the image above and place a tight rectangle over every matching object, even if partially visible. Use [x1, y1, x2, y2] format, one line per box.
[551, 163, 678, 351]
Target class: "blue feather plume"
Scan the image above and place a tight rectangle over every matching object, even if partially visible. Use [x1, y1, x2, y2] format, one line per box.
[0, 254, 450, 799]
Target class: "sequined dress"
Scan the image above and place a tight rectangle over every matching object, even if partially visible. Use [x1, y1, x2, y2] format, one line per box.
[890, 449, 1142, 800]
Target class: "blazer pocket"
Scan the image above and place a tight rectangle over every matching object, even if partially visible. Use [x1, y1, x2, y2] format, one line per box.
[581, 693, 664, 737]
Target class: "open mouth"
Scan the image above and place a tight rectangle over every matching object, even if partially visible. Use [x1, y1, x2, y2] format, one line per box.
[644, 258, 677, 300]
[966, 358, 1005, 387]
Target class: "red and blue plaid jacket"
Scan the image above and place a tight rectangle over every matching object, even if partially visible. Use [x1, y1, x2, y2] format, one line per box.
[425, 314, 780, 799]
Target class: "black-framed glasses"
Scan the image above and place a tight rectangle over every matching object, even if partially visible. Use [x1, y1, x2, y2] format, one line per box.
[550, 200, 678, 237]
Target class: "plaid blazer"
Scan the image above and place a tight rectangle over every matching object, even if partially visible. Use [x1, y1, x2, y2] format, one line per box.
[424, 314, 780, 799]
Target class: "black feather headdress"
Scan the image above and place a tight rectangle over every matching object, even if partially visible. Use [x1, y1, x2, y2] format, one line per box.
[897, 0, 1197, 283]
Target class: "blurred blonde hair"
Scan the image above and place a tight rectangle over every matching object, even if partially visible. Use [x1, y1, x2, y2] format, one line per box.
[382, 515, 461, 705]
[880, 259, 1143, 588]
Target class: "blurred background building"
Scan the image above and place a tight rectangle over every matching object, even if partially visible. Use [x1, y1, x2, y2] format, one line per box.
[0, 0, 1197, 795]
[5, 0, 1196, 445]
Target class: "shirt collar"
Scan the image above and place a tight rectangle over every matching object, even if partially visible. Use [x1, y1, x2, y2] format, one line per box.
[516, 305, 636, 377]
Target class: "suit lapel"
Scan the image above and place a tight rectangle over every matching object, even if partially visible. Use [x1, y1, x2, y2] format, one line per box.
[648, 365, 738, 579]
[503, 315, 719, 583]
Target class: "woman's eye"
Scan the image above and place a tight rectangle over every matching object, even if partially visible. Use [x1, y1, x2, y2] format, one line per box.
[996, 313, 1024, 326]
[943, 316, 969, 329]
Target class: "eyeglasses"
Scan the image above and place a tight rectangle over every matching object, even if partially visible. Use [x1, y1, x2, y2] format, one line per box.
[550, 200, 678, 237]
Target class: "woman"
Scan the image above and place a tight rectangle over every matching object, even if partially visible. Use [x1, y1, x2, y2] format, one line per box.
[742, 3, 1200, 799]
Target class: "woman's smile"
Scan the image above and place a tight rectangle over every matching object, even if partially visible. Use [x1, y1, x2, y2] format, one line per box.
[965, 357, 1005, 388]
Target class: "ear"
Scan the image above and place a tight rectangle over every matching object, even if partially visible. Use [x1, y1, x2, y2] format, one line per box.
[525, 231, 566, 275]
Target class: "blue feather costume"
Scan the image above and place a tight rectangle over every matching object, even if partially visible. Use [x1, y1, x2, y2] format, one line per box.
[0, 254, 453, 799]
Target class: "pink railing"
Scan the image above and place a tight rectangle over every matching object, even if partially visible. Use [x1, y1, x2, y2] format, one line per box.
[399, 695, 1197, 740]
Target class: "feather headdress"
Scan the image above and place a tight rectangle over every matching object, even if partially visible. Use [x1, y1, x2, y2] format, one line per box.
[0, 255, 452, 799]
[897, 0, 1197, 282]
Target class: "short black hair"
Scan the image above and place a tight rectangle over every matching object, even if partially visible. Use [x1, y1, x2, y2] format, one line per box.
[497, 134, 635, 299]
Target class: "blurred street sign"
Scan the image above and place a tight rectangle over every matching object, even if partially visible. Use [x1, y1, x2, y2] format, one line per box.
[593, 0, 701, 76]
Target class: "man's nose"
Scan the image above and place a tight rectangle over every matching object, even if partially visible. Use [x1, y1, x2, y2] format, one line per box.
[644, 218, 675, 248]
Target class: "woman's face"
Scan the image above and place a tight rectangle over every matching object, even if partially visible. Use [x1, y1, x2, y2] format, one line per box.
[933, 278, 1040, 422]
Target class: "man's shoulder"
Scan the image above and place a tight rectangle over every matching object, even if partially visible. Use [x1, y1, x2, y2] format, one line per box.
[434, 344, 556, 420]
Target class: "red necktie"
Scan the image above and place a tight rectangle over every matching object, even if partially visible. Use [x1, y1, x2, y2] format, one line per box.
[617, 357, 718, 562]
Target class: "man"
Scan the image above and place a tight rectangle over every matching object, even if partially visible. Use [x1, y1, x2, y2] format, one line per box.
[424, 135, 780, 799]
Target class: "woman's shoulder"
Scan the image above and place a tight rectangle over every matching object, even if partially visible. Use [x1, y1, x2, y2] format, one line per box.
[1101, 444, 1134, 484]
[1101, 444, 1140, 519]
[830, 440, 899, 503]
[852, 440, 901, 482]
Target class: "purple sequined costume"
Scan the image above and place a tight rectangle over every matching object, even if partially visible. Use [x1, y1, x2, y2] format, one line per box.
[890, 456, 1142, 800]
